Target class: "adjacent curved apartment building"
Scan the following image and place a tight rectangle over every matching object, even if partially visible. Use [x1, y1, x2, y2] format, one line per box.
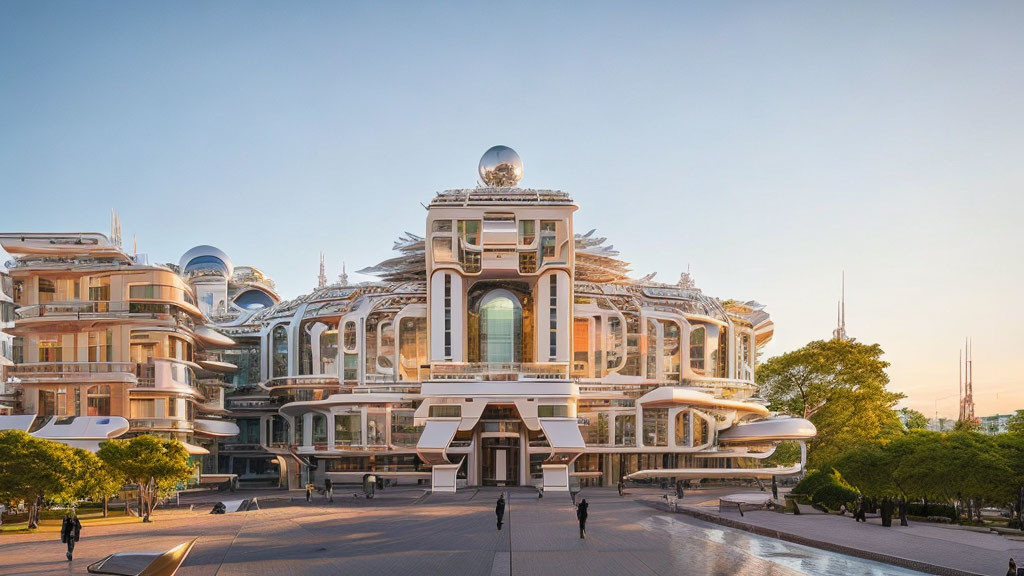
[0, 147, 814, 492]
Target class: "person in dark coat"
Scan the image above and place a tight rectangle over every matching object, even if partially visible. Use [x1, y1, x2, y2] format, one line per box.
[898, 497, 909, 526]
[495, 494, 505, 530]
[324, 477, 334, 503]
[771, 476, 779, 501]
[881, 497, 894, 527]
[1007, 558, 1017, 576]
[576, 498, 589, 539]
[676, 482, 685, 500]
[60, 512, 82, 561]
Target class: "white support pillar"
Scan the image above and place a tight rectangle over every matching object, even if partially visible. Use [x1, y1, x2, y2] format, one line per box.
[541, 464, 570, 492]
[431, 461, 462, 493]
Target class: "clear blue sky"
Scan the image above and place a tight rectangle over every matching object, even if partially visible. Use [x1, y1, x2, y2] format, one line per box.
[2, 2, 1022, 418]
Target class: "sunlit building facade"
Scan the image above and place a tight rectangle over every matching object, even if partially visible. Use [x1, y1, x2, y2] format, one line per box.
[1, 147, 814, 491]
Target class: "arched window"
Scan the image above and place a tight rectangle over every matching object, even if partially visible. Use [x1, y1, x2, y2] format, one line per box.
[479, 290, 522, 364]
[272, 325, 288, 378]
[86, 385, 111, 416]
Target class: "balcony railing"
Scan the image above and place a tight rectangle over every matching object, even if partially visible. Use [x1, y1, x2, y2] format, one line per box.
[424, 362, 569, 382]
[9, 361, 138, 379]
[129, 417, 193, 432]
[262, 375, 343, 389]
[16, 300, 195, 329]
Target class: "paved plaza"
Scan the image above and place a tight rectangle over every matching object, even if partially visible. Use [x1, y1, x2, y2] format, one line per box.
[0, 487, 938, 576]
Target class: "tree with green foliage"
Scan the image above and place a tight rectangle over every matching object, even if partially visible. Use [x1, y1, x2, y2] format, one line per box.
[756, 339, 904, 466]
[898, 407, 929, 430]
[0, 430, 84, 528]
[73, 451, 123, 517]
[1006, 410, 1024, 435]
[97, 435, 192, 522]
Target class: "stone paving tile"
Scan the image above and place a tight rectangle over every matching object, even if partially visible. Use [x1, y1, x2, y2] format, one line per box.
[0, 488, 936, 576]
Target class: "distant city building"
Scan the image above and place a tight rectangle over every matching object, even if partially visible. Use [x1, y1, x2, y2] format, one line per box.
[0, 147, 816, 492]
[978, 413, 1013, 435]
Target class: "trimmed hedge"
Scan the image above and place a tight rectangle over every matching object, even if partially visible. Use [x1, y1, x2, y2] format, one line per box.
[811, 482, 860, 512]
[792, 469, 861, 512]
[791, 470, 833, 495]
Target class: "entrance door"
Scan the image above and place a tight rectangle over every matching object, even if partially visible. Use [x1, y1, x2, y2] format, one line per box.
[481, 437, 519, 486]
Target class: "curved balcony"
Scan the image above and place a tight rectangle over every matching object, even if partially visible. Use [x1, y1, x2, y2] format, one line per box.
[133, 358, 203, 399]
[8, 361, 138, 384]
[13, 300, 197, 331]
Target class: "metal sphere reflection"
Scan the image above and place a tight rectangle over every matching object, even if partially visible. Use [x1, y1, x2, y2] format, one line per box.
[478, 145, 523, 187]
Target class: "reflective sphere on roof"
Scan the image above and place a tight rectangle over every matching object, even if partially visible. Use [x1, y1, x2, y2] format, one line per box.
[478, 145, 523, 187]
[179, 245, 233, 278]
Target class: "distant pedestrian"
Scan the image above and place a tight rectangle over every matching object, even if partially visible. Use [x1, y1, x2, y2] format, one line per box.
[898, 497, 908, 527]
[1007, 558, 1017, 576]
[676, 482, 684, 500]
[618, 481, 624, 497]
[60, 511, 82, 561]
[495, 494, 505, 530]
[576, 498, 589, 539]
[324, 477, 334, 503]
[771, 476, 778, 501]
[305, 483, 313, 503]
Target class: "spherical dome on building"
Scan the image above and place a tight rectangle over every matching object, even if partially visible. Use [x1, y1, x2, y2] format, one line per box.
[478, 145, 523, 187]
[179, 245, 233, 278]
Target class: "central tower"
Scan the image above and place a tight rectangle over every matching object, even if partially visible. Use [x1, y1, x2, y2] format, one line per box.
[425, 147, 577, 367]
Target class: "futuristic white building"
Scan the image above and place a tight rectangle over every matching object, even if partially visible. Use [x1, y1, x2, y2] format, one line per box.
[207, 146, 815, 491]
[1, 147, 814, 492]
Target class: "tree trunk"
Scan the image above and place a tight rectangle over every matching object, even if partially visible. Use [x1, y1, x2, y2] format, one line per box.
[103, 496, 108, 518]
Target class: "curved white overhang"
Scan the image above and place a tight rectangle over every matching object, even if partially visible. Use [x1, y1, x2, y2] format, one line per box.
[181, 441, 211, 456]
[0, 415, 131, 453]
[198, 360, 238, 373]
[416, 419, 460, 466]
[638, 387, 770, 418]
[194, 418, 240, 437]
[717, 417, 816, 443]
[193, 325, 236, 347]
[279, 393, 407, 417]
[625, 463, 802, 480]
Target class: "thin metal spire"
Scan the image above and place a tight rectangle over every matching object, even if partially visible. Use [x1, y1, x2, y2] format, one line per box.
[318, 252, 327, 289]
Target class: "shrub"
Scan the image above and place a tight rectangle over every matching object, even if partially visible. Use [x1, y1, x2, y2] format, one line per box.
[791, 470, 833, 495]
[811, 482, 860, 512]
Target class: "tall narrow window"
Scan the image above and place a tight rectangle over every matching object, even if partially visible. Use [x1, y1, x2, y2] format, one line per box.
[549, 275, 558, 360]
[443, 275, 452, 359]
[540, 221, 557, 260]
[689, 325, 706, 375]
[646, 319, 658, 379]
[572, 318, 590, 377]
[715, 327, 729, 378]
[272, 325, 288, 378]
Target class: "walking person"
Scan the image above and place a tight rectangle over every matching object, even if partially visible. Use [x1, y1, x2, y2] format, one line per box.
[324, 477, 334, 503]
[1007, 558, 1017, 576]
[495, 494, 505, 530]
[576, 498, 589, 539]
[305, 482, 313, 503]
[60, 511, 82, 561]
